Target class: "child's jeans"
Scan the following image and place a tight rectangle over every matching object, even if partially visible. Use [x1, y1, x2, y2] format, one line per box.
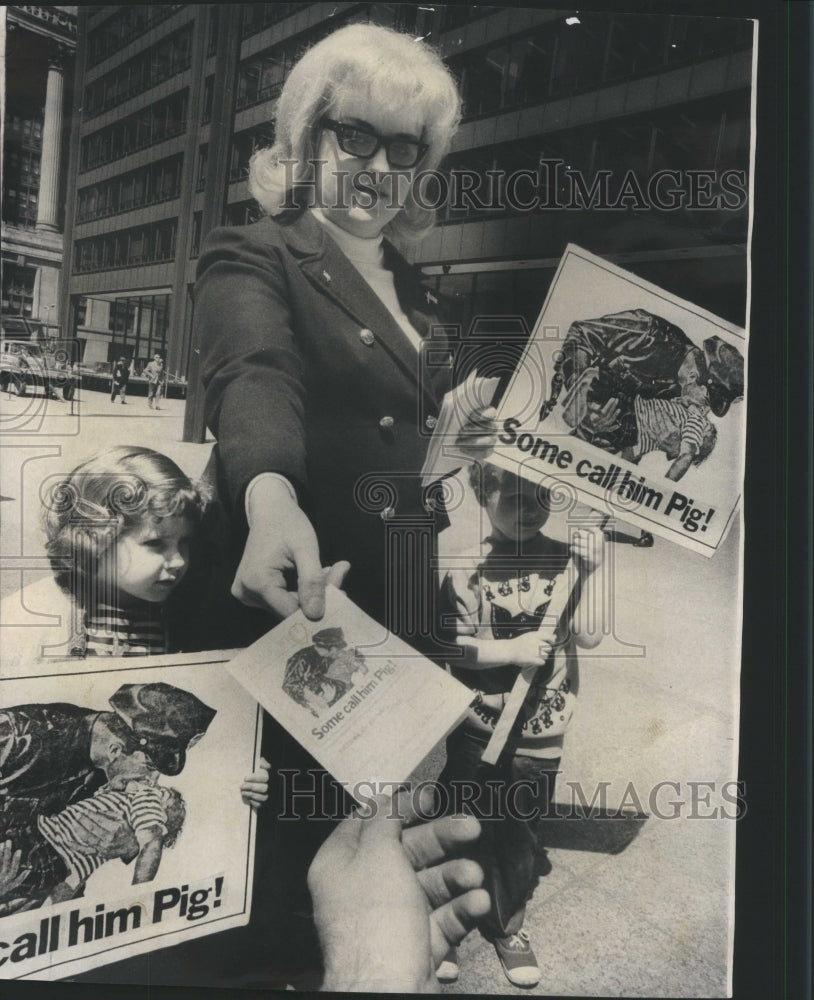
[439, 726, 560, 939]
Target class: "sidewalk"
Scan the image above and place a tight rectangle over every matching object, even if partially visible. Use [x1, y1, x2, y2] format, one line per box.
[0, 386, 739, 996]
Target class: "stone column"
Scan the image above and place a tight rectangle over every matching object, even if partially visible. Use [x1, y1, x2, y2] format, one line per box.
[36, 46, 68, 233]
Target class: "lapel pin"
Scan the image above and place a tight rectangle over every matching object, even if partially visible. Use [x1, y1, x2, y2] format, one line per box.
[425, 290, 438, 305]
[322, 270, 332, 282]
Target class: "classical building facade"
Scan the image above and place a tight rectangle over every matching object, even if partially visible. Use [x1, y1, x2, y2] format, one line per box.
[1, 5, 76, 332]
[58, 4, 753, 432]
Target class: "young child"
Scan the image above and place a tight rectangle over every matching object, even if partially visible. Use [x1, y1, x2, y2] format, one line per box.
[563, 362, 717, 482]
[40, 447, 270, 804]
[1, 777, 186, 912]
[437, 462, 604, 987]
[42, 446, 209, 657]
[623, 379, 717, 482]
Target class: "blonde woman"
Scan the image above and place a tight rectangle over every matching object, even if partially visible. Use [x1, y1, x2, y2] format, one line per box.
[193, 24, 496, 987]
[194, 23, 494, 636]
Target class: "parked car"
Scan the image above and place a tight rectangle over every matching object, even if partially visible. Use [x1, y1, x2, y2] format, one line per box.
[0, 317, 79, 400]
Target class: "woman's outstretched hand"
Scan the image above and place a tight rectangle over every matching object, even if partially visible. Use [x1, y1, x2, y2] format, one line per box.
[233, 475, 349, 620]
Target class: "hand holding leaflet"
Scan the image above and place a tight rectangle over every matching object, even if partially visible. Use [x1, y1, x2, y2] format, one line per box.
[421, 370, 501, 487]
[227, 587, 475, 798]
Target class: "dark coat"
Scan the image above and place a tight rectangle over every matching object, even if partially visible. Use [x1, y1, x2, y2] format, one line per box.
[194, 210, 455, 637]
[0, 705, 104, 818]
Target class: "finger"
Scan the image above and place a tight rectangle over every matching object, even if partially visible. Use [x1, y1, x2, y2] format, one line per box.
[324, 560, 351, 590]
[233, 569, 299, 617]
[416, 857, 484, 908]
[355, 793, 404, 846]
[430, 888, 492, 960]
[308, 808, 367, 883]
[402, 814, 482, 871]
[295, 543, 328, 621]
[241, 778, 267, 792]
[397, 783, 439, 827]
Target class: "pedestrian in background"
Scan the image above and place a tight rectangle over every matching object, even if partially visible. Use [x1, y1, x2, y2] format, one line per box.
[110, 356, 130, 404]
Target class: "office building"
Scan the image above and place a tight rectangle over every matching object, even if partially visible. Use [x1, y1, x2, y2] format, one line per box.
[58, 4, 753, 422]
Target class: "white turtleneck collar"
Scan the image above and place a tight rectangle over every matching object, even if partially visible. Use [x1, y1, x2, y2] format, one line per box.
[310, 207, 422, 352]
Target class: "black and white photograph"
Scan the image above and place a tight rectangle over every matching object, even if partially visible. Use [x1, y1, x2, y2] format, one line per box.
[1, 3, 807, 999]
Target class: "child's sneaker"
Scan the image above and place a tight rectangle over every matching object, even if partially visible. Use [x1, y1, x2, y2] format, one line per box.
[436, 946, 459, 983]
[492, 930, 540, 987]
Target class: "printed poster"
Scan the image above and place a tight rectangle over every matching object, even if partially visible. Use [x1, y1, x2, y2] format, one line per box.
[0, 654, 260, 981]
[490, 245, 747, 556]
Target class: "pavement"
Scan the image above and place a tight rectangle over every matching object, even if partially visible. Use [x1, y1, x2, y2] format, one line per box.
[0, 386, 740, 996]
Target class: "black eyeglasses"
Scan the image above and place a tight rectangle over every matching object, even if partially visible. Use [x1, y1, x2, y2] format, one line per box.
[321, 118, 429, 169]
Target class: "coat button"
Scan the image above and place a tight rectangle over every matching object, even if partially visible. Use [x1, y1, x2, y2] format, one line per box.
[359, 328, 375, 346]
[379, 416, 394, 429]
[425, 415, 437, 429]
[381, 506, 395, 521]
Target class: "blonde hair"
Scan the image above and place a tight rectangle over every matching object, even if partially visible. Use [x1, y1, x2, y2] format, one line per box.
[42, 446, 208, 602]
[248, 23, 461, 244]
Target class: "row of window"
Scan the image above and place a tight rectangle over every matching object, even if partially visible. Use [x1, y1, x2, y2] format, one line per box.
[84, 26, 192, 120]
[76, 155, 183, 223]
[240, 3, 315, 39]
[434, 96, 751, 224]
[74, 220, 178, 273]
[239, 3, 499, 46]
[234, 3, 430, 113]
[86, 5, 184, 69]
[79, 91, 188, 173]
[448, 13, 753, 121]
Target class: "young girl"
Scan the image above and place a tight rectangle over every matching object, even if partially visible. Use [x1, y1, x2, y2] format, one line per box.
[42, 446, 206, 657]
[40, 446, 269, 804]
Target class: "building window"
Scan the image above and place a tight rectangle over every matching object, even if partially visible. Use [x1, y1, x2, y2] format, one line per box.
[190, 212, 202, 258]
[229, 126, 274, 183]
[201, 76, 214, 124]
[87, 6, 184, 68]
[225, 200, 262, 227]
[80, 92, 188, 172]
[1, 264, 36, 317]
[103, 293, 171, 365]
[196, 145, 208, 191]
[74, 219, 179, 273]
[240, 4, 314, 39]
[448, 13, 753, 122]
[2, 108, 44, 229]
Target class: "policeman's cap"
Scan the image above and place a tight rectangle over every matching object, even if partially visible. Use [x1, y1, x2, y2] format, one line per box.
[109, 682, 216, 776]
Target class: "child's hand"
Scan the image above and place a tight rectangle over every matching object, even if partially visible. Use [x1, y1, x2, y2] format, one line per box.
[455, 406, 498, 462]
[570, 525, 604, 576]
[241, 757, 271, 810]
[506, 630, 553, 669]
